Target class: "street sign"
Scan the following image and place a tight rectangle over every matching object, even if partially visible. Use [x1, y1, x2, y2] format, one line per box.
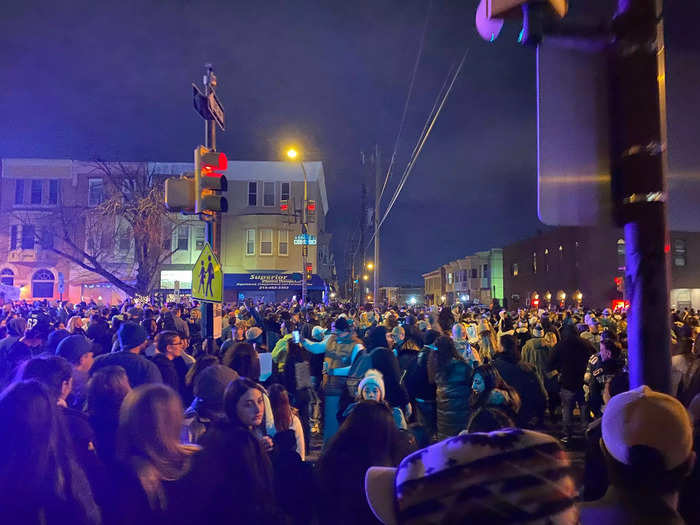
[294, 234, 317, 246]
[191, 243, 223, 303]
[192, 83, 225, 131]
[207, 91, 225, 130]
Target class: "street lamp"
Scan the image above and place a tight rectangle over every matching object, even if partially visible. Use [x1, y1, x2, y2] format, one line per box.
[363, 274, 369, 281]
[285, 146, 309, 305]
[366, 261, 374, 270]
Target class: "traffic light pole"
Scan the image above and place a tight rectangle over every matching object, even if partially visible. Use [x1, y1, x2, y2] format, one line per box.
[201, 64, 217, 349]
[373, 144, 380, 306]
[300, 161, 309, 306]
[612, 0, 671, 393]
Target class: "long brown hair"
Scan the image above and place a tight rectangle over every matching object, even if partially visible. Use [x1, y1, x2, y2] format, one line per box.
[117, 384, 197, 509]
[268, 383, 298, 432]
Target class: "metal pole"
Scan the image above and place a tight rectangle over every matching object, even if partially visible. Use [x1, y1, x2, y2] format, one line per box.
[201, 64, 215, 347]
[612, 0, 671, 392]
[300, 161, 309, 305]
[374, 144, 380, 306]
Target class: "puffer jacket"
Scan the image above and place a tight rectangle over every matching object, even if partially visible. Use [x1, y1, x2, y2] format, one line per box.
[433, 358, 473, 440]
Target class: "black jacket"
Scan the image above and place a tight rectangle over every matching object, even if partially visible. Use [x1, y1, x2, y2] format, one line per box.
[91, 351, 163, 387]
[547, 332, 593, 392]
[369, 347, 409, 409]
[493, 354, 546, 428]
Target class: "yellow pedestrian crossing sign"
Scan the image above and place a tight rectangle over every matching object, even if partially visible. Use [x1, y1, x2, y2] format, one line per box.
[191, 243, 223, 303]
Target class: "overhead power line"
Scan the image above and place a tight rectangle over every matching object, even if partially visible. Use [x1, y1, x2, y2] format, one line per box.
[378, 0, 432, 204]
[367, 47, 469, 250]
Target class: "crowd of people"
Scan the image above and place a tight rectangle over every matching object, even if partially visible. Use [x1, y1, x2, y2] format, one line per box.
[0, 297, 698, 524]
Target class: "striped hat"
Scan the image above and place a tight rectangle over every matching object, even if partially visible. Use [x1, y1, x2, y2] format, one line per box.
[365, 428, 577, 525]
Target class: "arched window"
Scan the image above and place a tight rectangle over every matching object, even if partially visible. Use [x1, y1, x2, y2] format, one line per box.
[0, 268, 14, 286]
[32, 269, 54, 298]
[617, 239, 625, 256]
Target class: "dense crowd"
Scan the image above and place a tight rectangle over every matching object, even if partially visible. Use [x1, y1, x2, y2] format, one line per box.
[0, 297, 698, 524]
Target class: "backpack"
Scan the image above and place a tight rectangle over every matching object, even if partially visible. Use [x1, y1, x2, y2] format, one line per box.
[345, 348, 377, 398]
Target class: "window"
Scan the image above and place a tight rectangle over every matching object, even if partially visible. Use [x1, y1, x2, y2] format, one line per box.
[248, 182, 257, 206]
[88, 179, 105, 206]
[512, 263, 519, 277]
[544, 248, 550, 272]
[14, 180, 24, 205]
[483, 264, 489, 277]
[246, 229, 255, 255]
[177, 225, 189, 251]
[447, 273, 453, 284]
[162, 237, 172, 251]
[30, 180, 42, 205]
[87, 237, 95, 251]
[263, 182, 275, 207]
[119, 231, 131, 251]
[40, 227, 53, 249]
[532, 252, 537, 274]
[49, 180, 59, 205]
[674, 239, 687, 267]
[558, 245, 564, 260]
[0, 269, 14, 287]
[195, 225, 206, 250]
[32, 269, 54, 298]
[21, 225, 35, 250]
[471, 269, 477, 279]
[278, 229, 288, 256]
[9, 225, 17, 250]
[281, 182, 290, 202]
[260, 229, 273, 255]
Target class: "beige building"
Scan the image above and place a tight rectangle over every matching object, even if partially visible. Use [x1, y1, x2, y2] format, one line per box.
[0, 158, 335, 304]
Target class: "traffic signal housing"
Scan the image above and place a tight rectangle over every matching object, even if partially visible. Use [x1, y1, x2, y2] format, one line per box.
[195, 146, 228, 214]
[306, 200, 317, 223]
[305, 263, 313, 282]
[475, 0, 568, 45]
[165, 176, 195, 212]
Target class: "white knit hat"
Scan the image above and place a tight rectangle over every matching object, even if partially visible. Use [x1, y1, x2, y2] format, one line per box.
[358, 369, 385, 400]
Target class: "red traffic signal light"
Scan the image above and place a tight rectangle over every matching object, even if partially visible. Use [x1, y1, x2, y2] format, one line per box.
[280, 200, 289, 212]
[195, 146, 228, 214]
[307, 200, 316, 212]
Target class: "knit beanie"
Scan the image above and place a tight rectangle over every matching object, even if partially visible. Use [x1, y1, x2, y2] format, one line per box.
[358, 369, 386, 400]
[366, 428, 576, 525]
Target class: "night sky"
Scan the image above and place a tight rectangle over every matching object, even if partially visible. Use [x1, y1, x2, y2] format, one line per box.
[1, 1, 698, 285]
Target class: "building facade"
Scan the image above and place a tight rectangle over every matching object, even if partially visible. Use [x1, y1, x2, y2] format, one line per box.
[503, 227, 700, 310]
[1, 158, 336, 304]
[424, 249, 504, 306]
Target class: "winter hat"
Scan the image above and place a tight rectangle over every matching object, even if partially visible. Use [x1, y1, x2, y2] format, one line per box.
[46, 329, 70, 353]
[391, 325, 405, 343]
[602, 308, 612, 317]
[417, 320, 428, 332]
[365, 428, 576, 525]
[6, 317, 27, 337]
[334, 317, 350, 333]
[358, 369, 385, 400]
[245, 326, 263, 342]
[118, 322, 147, 351]
[194, 365, 239, 410]
[602, 385, 693, 471]
[311, 326, 325, 341]
[532, 324, 544, 338]
[423, 329, 440, 347]
[56, 335, 95, 365]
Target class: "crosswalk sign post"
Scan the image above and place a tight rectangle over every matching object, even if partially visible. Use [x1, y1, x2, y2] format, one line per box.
[191, 243, 223, 303]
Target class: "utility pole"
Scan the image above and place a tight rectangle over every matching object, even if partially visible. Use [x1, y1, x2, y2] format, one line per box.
[300, 162, 309, 305]
[612, 0, 671, 392]
[374, 144, 381, 306]
[359, 183, 367, 304]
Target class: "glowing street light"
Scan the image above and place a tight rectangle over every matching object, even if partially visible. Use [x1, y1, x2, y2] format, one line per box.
[286, 148, 298, 160]
[363, 274, 369, 281]
[409, 297, 417, 305]
[366, 262, 374, 270]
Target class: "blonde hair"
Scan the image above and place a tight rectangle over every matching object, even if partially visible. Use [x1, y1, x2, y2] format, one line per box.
[117, 384, 197, 509]
[66, 316, 83, 334]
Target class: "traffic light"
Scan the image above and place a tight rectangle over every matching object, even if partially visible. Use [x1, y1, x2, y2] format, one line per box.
[280, 200, 289, 212]
[305, 263, 313, 282]
[306, 200, 316, 223]
[165, 176, 195, 212]
[195, 146, 228, 214]
[475, 0, 568, 45]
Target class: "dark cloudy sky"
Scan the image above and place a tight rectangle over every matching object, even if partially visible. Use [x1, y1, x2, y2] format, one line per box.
[1, 1, 698, 285]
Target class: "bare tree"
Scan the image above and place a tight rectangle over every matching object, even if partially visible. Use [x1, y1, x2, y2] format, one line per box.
[14, 162, 183, 298]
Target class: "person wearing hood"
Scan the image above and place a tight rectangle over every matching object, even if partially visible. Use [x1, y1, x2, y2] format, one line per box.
[246, 326, 268, 353]
[302, 317, 364, 442]
[341, 369, 407, 429]
[183, 365, 238, 444]
[404, 330, 440, 439]
[0, 317, 27, 358]
[477, 318, 498, 363]
[451, 323, 481, 367]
